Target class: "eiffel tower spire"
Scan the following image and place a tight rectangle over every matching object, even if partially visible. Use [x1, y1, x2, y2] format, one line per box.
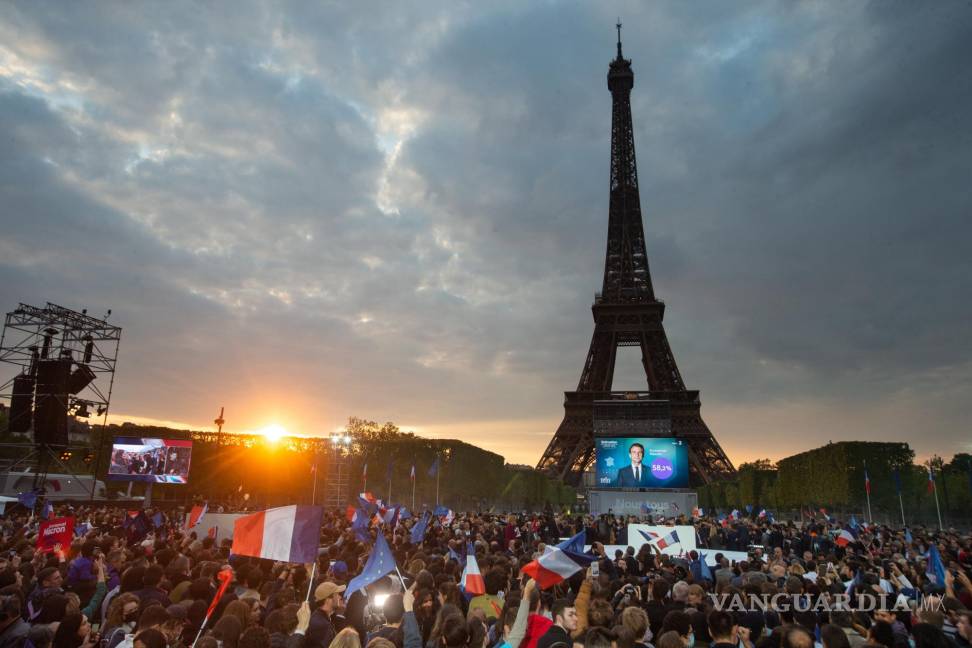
[537, 33, 735, 487]
[602, 20, 653, 305]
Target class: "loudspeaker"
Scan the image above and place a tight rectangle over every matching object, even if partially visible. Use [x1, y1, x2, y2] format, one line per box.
[7, 374, 35, 434]
[34, 358, 70, 447]
[68, 364, 96, 394]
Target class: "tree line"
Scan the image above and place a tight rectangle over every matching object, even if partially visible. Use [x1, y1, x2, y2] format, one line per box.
[697, 441, 972, 524]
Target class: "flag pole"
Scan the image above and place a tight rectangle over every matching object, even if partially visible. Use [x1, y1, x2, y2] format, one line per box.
[311, 461, 318, 506]
[191, 614, 211, 647]
[305, 561, 317, 602]
[898, 490, 906, 527]
[192, 569, 232, 648]
[435, 453, 440, 507]
[394, 564, 408, 590]
[931, 466, 943, 530]
[864, 460, 873, 524]
[388, 472, 393, 506]
[411, 470, 415, 511]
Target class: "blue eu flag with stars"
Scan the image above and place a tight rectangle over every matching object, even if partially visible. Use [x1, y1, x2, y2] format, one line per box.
[346, 532, 397, 599]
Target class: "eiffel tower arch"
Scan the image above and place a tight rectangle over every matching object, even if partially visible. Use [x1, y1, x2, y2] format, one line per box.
[537, 28, 735, 487]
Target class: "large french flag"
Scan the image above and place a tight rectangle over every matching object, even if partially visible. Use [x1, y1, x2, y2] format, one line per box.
[232, 505, 323, 563]
[520, 531, 595, 589]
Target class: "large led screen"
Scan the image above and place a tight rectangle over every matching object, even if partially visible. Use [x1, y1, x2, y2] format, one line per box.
[108, 437, 193, 484]
[594, 437, 689, 489]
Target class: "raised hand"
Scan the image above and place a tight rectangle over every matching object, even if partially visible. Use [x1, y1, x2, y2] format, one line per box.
[297, 601, 311, 631]
[403, 583, 416, 612]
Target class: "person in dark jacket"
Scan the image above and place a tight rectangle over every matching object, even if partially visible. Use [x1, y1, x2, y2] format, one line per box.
[369, 594, 404, 648]
[133, 567, 170, 608]
[304, 582, 345, 648]
[27, 568, 64, 621]
[708, 610, 738, 648]
[535, 599, 576, 648]
[0, 594, 29, 648]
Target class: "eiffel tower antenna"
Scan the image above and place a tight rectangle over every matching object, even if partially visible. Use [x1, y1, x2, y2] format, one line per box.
[536, 32, 735, 487]
[616, 19, 623, 59]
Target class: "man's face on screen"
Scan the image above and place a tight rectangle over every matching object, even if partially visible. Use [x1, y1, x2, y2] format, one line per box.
[629, 446, 644, 465]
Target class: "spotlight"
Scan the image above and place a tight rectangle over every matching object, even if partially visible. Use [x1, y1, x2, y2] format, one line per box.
[96, 405, 107, 416]
[82, 451, 95, 464]
[74, 401, 91, 418]
[82, 335, 94, 364]
[59, 450, 73, 462]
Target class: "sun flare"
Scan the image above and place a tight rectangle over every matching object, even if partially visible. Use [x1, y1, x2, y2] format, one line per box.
[258, 423, 288, 443]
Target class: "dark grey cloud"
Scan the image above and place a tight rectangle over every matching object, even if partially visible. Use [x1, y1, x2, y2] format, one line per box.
[1, 1, 970, 463]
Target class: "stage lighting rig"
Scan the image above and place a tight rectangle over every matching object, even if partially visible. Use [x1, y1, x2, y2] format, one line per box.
[72, 400, 92, 418]
[0, 302, 122, 493]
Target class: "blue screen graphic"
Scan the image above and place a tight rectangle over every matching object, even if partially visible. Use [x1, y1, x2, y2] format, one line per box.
[594, 437, 689, 489]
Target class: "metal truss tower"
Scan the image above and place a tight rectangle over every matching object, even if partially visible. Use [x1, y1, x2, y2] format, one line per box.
[0, 302, 121, 490]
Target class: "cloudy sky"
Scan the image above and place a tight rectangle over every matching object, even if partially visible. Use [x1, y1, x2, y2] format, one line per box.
[2, 2, 970, 467]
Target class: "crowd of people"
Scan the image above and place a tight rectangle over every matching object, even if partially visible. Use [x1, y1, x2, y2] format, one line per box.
[109, 450, 167, 477]
[0, 502, 970, 648]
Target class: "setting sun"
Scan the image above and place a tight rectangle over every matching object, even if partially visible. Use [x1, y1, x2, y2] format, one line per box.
[257, 423, 288, 443]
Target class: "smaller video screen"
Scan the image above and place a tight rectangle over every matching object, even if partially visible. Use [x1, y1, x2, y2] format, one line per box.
[107, 437, 193, 484]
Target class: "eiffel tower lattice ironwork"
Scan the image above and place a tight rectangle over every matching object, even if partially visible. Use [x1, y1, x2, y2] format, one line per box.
[536, 26, 735, 487]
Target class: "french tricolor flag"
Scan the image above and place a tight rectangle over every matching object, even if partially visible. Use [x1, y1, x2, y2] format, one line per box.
[186, 503, 208, 529]
[653, 529, 680, 550]
[520, 531, 595, 589]
[231, 505, 323, 563]
[461, 549, 486, 595]
[835, 528, 856, 547]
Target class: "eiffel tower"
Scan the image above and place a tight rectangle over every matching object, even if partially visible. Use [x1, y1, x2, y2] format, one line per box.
[536, 26, 735, 487]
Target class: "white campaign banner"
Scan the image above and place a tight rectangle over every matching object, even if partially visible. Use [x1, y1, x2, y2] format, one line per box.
[626, 524, 697, 556]
[585, 544, 750, 566]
